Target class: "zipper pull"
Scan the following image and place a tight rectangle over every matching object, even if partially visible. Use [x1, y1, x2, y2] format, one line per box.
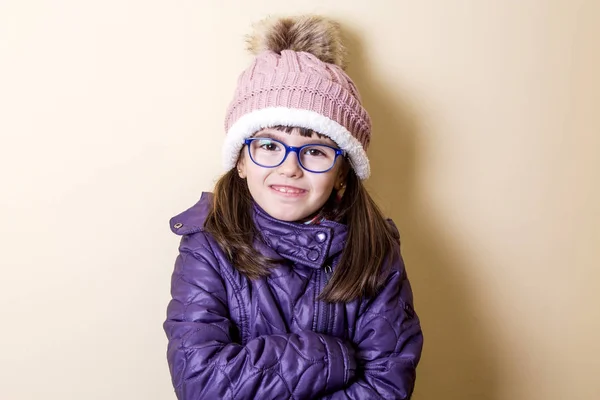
[324, 264, 332, 274]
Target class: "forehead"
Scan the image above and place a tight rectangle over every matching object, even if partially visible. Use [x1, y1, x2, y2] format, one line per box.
[253, 126, 338, 146]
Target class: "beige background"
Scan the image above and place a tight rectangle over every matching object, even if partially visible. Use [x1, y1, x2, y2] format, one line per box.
[1, 1, 598, 399]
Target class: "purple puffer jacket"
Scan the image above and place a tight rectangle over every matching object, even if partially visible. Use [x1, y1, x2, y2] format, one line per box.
[163, 192, 423, 399]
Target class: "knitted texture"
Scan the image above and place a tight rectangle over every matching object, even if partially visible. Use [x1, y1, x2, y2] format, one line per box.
[222, 49, 372, 179]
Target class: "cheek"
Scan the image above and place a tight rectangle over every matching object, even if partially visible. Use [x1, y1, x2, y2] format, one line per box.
[245, 163, 272, 189]
[314, 163, 342, 192]
[311, 174, 337, 195]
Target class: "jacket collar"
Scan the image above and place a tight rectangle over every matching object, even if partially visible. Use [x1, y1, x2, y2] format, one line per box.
[169, 192, 347, 269]
[252, 202, 347, 269]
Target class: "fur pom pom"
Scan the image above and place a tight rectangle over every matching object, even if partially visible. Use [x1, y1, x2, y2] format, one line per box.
[246, 15, 347, 68]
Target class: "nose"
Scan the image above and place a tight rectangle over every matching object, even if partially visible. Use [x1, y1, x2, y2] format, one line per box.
[277, 149, 303, 178]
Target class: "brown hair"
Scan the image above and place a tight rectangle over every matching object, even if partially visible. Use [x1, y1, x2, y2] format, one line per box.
[204, 128, 399, 303]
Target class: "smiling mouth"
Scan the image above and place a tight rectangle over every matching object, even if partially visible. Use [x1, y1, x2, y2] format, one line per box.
[270, 185, 307, 195]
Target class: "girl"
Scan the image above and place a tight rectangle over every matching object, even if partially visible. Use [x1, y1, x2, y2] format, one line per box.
[164, 15, 423, 400]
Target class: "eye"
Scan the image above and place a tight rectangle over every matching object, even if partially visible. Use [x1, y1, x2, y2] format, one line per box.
[304, 147, 327, 157]
[257, 140, 281, 151]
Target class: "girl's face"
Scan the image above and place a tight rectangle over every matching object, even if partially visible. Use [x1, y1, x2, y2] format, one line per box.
[237, 128, 347, 222]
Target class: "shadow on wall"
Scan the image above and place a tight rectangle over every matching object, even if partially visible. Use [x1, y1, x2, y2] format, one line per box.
[343, 28, 500, 400]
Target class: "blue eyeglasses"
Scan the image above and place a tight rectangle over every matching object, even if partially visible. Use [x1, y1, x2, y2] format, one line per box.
[244, 138, 345, 173]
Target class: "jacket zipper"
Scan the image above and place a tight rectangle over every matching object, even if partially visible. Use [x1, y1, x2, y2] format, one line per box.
[319, 265, 331, 333]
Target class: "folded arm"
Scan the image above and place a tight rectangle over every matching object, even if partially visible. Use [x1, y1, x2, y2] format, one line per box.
[163, 233, 356, 400]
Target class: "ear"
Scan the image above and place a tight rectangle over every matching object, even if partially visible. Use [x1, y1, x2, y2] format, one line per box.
[335, 159, 350, 190]
[236, 154, 247, 179]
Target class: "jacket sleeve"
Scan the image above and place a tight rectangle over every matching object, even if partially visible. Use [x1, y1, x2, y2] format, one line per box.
[163, 233, 357, 400]
[322, 244, 424, 400]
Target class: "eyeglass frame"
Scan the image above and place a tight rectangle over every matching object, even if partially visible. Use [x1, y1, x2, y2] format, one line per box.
[243, 137, 346, 173]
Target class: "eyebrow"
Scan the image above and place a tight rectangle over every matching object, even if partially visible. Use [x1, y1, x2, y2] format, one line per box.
[254, 130, 337, 146]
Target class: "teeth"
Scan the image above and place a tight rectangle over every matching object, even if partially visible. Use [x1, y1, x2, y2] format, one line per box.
[273, 186, 302, 194]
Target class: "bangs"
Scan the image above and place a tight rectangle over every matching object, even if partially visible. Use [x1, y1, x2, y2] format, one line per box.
[271, 125, 330, 140]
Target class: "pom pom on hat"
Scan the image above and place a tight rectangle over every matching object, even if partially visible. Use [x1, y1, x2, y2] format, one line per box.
[246, 15, 347, 69]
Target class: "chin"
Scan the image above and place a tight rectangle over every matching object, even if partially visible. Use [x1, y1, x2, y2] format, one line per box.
[266, 207, 308, 222]
[252, 190, 329, 222]
[259, 200, 318, 222]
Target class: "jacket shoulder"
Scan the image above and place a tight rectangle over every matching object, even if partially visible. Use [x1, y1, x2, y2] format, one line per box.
[169, 192, 214, 236]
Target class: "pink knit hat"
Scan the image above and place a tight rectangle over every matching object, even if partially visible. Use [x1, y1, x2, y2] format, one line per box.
[222, 16, 372, 179]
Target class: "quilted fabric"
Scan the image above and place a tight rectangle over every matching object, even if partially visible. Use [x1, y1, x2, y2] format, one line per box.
[163, 192, 423, 399]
